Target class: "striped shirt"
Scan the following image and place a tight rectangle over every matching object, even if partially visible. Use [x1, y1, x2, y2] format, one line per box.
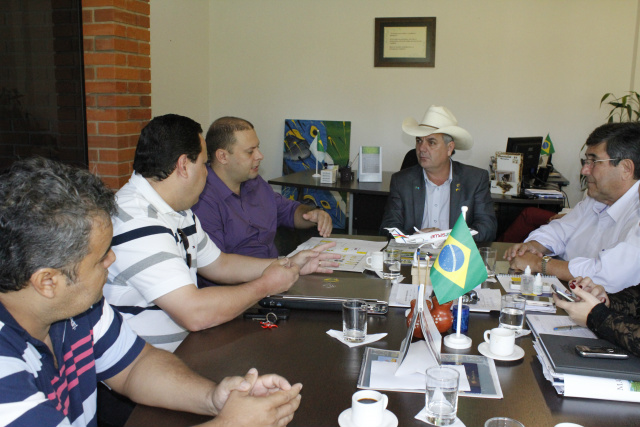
[104, 172, 221, 352]
[0, 298, 145, 427]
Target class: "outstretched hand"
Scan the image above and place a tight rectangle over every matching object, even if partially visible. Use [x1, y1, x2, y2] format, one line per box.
[302, 209, 333, 237]
[289, 241, 341, 275]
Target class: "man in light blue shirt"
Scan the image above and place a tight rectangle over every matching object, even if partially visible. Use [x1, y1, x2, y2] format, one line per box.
[505, 122, 640, 292]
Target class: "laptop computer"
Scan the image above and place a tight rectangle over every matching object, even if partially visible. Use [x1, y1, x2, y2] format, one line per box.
[259, 274, 392, 314]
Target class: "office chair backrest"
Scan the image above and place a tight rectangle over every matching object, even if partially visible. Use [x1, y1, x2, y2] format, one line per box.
[401, 149, 418, 170]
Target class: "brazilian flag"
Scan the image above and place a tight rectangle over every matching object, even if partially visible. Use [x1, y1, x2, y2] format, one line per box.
[431, 214, 487, 304]
[541, 133, 555, 155]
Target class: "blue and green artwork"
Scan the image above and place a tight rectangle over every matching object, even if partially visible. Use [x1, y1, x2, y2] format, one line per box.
[282, 119, 351, 229]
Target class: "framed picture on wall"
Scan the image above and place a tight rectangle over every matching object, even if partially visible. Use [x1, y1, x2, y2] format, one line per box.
[374, 17, 436, 67]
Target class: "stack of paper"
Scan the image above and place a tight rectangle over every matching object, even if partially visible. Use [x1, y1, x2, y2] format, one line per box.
[388, 283, 501, 312]
[524, 188, 564, 199]
[527, 314, 640, 402]
[357, 346, 503, 399]
[287, 237, 387, 272]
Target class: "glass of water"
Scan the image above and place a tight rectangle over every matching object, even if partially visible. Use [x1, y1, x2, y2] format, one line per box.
[479, 247, 497, 276]
[425, 366, 459, 426]
[499, 294, 526, 330]
[383, 248, 401, 279]
[342, 299, 367, 342]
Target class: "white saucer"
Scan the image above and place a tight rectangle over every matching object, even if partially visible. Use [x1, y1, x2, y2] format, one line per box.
[478, 342, 525, 361]
[364, 262, 383, 272]
[338, 408, 398, 427]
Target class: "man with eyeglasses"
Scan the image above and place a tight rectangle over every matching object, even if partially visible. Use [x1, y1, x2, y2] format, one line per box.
[504, 122, 640, 292]
[104, 114, 339, 354]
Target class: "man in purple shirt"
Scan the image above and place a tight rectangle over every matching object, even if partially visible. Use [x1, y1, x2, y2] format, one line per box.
[193, 116, 333, 260]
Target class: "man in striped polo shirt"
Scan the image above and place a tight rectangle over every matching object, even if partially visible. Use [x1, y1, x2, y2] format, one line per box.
[0, 158, 302, 427]
[104, 114, 339, 352]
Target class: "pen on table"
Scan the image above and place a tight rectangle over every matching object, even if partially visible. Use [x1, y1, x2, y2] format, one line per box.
[553, 325, 586, 331]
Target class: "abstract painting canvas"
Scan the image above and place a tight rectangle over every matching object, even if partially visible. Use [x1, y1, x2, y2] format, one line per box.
[282, 119, 351, 229]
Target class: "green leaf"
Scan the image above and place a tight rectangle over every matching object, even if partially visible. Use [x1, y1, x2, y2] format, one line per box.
[600, 93, 613, 105]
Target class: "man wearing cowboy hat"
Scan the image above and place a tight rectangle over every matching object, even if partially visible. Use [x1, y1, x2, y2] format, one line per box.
[380, 105, 497, 242]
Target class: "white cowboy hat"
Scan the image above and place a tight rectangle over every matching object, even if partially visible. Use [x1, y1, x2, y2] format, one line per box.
[402, 105, 473, 150]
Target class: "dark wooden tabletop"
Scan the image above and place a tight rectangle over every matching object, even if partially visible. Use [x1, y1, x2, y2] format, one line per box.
[267, 169, 394, 196]
[125, 279, 639, 427]
[267, 169, 567, 208]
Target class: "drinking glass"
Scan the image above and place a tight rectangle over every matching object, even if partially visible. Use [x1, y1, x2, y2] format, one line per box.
[484, 417, 525, 427]
[383, 248, 401, 279]
[425, 366, 459, 426]
[499, 294, 526, 330]
[479, 247, 497, 276]
[342, 299, 367, 342]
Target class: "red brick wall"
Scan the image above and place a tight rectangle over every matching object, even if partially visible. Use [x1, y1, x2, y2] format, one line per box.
[82, 0, 150, 189]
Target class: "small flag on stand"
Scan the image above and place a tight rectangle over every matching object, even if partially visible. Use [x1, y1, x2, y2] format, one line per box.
[541, 133, 555, 155]
[431, 214, 487, 304]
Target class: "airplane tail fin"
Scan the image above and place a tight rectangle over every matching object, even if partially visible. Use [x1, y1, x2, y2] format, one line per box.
[385, 227, 409, 243]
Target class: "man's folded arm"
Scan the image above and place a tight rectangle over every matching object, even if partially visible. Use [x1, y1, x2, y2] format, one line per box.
[104, 344, 219, 416]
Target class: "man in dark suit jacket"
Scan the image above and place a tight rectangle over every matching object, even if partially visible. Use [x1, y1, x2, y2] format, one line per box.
[380, 105, 497, 242]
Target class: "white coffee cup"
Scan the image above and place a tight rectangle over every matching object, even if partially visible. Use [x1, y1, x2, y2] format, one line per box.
[484, 327, 515, 356]
[366, 251, 384, 270]
[351, 390, 388, 427]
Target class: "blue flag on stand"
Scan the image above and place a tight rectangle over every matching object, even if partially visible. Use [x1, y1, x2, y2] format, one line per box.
[430, 214, 487, 304]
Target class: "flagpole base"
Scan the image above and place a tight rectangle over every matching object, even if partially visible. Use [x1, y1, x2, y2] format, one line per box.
[312, 173, 321, 178]
[444, 333, 472, 349]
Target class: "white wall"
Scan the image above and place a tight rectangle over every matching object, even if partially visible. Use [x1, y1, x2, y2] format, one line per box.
[152, 0, 640, 208]
[150, 0, 210, 127]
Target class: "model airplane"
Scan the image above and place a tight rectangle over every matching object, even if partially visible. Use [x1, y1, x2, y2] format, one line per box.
[385, 227, 479, 246]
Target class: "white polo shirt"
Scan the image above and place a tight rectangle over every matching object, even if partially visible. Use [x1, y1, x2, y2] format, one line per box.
[104, 172, 221, 352]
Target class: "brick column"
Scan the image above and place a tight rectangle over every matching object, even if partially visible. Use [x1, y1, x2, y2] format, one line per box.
[82, 0, 150, 189]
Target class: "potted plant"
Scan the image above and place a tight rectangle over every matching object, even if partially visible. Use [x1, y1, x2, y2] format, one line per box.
[600, 91, 640, 122]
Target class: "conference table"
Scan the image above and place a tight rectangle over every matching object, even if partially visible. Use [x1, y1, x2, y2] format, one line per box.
[125, 242, 637, 427]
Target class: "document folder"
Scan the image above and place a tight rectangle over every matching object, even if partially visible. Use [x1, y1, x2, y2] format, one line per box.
[538, 334, 640, 381]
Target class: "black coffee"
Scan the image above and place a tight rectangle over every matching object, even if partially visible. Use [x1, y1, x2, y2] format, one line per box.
[357, 398, 378, 404]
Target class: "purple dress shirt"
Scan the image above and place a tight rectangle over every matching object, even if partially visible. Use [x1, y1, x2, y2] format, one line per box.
[193, 165, 300, 260]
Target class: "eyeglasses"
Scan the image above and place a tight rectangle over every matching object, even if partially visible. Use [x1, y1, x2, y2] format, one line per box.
[176, 228, 192, 268]
[580, 158, 620, 168]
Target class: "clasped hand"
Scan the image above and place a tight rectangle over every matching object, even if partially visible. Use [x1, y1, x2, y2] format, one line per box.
[503, 242, 545, 272]
[212, 368, 302, 427]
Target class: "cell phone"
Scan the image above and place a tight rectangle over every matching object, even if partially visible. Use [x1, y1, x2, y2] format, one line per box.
[243, 308, 290, 320]
[551, 284, 575, 302]
[575, 345, 629, 359]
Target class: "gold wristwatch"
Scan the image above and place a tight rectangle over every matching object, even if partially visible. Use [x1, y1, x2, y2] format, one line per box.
[541, 256, 551, 275]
